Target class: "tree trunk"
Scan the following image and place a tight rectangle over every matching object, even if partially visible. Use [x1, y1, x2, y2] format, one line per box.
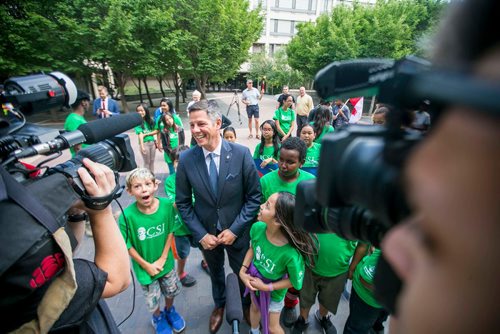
[114, 72, 129, 113]
[173, 71, 181, 113]
[137, 78, 143, 103]
[143, 78, 153, 107]
[158, 76, 166, 97]
[181, 79, 187, 103]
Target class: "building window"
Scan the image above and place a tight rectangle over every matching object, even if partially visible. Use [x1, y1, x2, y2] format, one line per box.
[253, 43, 265, 54]
[274, 0, 316, 11]
[270, 19, 294, 35]
[270, 44, 283, 56]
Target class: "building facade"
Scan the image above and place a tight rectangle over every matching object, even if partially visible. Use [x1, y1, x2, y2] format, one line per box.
[249, 0, 375, 56]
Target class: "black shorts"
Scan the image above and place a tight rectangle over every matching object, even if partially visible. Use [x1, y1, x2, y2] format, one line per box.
[246, 105, 260, 118]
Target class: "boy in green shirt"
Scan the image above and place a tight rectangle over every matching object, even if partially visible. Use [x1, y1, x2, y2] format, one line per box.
[64, 90, 90, 156]
[119, 168, 185, 334]
[292, 235, 367, 334]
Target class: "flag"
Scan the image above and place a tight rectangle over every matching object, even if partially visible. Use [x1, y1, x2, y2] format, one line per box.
[349, 97, 364, 124]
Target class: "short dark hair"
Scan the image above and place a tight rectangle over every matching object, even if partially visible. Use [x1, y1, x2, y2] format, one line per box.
[71, 90, 90, 108]
[281, 136, 307, 162]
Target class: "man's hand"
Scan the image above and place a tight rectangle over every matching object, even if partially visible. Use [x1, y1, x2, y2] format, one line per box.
[200, 234, 219, 250]
[217, 229, 237, 245]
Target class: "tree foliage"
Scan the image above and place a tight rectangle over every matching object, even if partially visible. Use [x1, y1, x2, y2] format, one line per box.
[0, 0, 264, 108]
[248, 50, 308, 94]
[287, 0, 448, 79]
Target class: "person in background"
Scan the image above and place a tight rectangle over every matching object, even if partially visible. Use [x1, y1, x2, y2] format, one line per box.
[242, 79, 264, 139]
[223, 126, 237, 143]
[135, 103, 158, 174]
[93, 86, 120, 118]
[295, 87, 314, 136]
[332, 99, 350, 130]
[276, 85, 295, 109]
[65, 90, 90, 157]
[371, 106, 388, 125]
[274, 94, 296, 142]
[187, 90, 202, 112]
[411, 100, 431, 133]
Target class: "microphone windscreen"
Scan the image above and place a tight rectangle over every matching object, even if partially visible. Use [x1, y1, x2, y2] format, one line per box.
[225, 272, 243, 324]
[78, 113, 142, 144]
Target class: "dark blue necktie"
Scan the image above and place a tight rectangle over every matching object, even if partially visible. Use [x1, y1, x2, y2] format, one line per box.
[208, 153, 218, 195]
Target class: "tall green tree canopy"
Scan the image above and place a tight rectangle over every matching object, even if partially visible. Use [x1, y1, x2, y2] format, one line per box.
[287, 0, 447, 80]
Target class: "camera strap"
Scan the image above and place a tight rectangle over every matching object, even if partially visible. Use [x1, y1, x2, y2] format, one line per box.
[0, 167, 77, 334]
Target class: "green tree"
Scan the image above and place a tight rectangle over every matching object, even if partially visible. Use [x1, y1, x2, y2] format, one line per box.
[166, 0, 264, 97]
[287, 0, 447, 78]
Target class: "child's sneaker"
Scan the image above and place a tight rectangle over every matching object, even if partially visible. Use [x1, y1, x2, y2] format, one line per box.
[315, 309, 337, 334]
[164, 306, 186, 333]
[152, 313, 172, 334]
[291, 315, 309, 334]
[282, 306, 298, 327]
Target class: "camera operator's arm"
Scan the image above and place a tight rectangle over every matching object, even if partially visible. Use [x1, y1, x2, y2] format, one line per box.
[348, 242, 369, 280]
[77, 159, 131, 298]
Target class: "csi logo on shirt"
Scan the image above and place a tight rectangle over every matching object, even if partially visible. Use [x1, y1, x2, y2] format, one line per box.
[137, 225, 165, 240]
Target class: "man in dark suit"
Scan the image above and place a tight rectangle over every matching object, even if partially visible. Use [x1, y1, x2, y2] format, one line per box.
[176, 99, 261, 333]
[92, 86, 120, 118]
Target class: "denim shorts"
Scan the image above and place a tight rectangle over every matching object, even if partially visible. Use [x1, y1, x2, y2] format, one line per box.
[246, 105, 260, 118]
[174, 235, 197, 259]
[269, 298, 285, 313]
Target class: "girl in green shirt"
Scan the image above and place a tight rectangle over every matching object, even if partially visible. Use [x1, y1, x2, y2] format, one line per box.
[239, 192, 317, 334]
[253, 120, 280, 176]
[311, 105, 334, 143]
[135, 103, 158, 174]
[273, 94, 296, 141]
[157, 112, 182, 175]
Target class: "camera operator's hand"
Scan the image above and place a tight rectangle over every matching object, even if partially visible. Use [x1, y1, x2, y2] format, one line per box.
[76, 158, 131, 298]
[77, 158, 116, 207]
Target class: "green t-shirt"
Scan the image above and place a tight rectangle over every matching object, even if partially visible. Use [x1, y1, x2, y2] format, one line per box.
[134, 121, 157, 143]
[303, 142, 321, 168]
[352, 248, 382, 308]
[250, 221, 305, 302]
[64, 112, 88, 156]
[314, 124, 334, 143]
[273, 107, 296, 137]
[312, 233, 357, 277]
[156, 118, 180, 163]
[164, 173, 191, 236]
[260, 169, 316, 201]
[253, 143, 279, 161]
[118, 197, 178, 285]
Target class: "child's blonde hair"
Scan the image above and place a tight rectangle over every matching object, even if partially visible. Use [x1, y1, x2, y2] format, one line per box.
[125, 168, 156, 190]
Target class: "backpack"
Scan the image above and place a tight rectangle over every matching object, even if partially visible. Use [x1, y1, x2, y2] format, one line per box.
[0, 166, 80, 333]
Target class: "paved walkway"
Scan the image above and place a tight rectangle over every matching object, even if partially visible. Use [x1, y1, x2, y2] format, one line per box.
[23, 92, 382, 334]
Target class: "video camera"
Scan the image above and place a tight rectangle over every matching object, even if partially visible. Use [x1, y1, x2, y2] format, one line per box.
[294, 55, 500, 312]
[0, 72, 141, 207]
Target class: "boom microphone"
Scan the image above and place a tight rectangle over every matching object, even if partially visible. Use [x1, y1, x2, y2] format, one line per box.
[225, 273, 243, 334]
[12, 113, 142, 159]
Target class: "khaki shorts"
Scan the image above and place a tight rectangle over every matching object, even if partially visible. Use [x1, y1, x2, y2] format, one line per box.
[299, 267, 348, 314]
[141, 269, 182, 313]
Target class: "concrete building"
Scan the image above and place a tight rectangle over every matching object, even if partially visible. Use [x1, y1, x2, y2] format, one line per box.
[248, 0, 375, 56]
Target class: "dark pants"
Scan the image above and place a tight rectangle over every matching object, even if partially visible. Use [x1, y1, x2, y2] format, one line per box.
[202, 242, 250, 308]
[343, 288, 389, 334]
[296, 115, 309, 136]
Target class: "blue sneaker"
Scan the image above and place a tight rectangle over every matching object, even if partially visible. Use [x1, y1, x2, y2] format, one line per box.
[152, 313, 172, 334]
[164, 306, 186, 332]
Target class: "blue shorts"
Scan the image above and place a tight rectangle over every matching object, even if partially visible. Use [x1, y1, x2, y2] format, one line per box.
[246, 105, 260, 119]
[175, 235, 197, 259]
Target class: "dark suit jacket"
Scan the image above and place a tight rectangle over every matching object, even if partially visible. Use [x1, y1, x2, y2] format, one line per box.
[176, 140, 261, 249]
[93, 97, 121, 118]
